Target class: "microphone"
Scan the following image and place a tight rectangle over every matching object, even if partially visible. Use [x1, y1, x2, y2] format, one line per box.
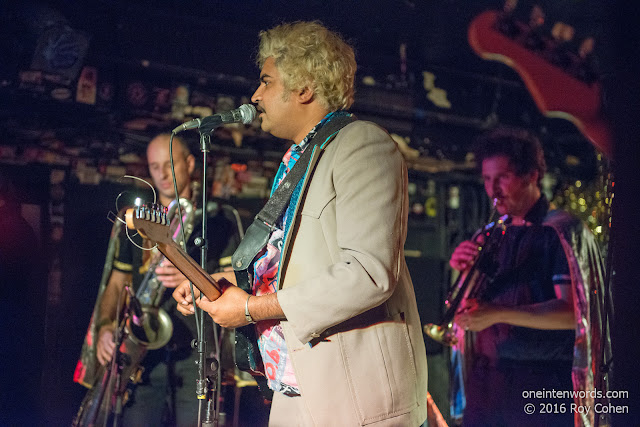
[172, 104, 257, 134]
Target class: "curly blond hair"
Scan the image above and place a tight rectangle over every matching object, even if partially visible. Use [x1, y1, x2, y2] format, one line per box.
[256, 21, 356, 111]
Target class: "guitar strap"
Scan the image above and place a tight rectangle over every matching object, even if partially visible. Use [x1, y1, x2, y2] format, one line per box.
[230, 114, 354, 400]
[231, 114, 356, 290]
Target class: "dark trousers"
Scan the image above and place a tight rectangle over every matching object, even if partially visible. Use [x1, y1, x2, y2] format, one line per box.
[463, 359, 573, 427]
[122, 348, 200, 427]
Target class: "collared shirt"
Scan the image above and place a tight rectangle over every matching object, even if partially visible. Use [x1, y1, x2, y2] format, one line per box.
[473, 195, 574, 363]
[251, 111, 348, 394]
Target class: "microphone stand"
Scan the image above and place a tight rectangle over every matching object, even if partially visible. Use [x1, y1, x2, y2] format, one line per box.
[194, 131, 221, 427]
[110, 326, 127, 427]
[101, 295, 129, 427]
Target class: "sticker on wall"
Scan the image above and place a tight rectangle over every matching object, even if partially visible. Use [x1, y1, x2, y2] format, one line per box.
[31, 26, 90, 81]
[76, 66, 97, 105]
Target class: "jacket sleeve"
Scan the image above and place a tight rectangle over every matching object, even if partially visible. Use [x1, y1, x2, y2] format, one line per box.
[276, 122, 408, 344]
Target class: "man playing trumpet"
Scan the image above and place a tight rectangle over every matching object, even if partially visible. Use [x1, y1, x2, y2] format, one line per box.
[448, 128, 608, 427]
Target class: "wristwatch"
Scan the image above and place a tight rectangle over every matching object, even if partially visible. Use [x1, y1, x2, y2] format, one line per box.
[245, 295, 256, 324]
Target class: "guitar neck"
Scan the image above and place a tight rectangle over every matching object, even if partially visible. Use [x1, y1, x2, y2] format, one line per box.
[156, 241, 222, 301]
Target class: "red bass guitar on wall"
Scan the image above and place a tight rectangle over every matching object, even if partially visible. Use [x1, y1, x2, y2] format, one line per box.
[468, 7, 612, 158]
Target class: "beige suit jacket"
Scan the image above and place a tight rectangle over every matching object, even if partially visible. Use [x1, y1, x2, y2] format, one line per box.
[276, 120, 428, 426]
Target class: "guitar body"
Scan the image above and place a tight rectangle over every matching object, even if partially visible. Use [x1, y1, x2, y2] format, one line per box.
[234, 324, 272, 399]
[468, 10, 612, 157]
[233, 269, 272, 399]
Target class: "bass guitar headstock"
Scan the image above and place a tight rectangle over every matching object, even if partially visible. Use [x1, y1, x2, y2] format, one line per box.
[468, 2, 611, 157]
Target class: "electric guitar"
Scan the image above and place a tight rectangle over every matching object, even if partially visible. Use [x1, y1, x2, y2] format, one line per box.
[124, 205, 272, 398]
[468, 6, 612, 157]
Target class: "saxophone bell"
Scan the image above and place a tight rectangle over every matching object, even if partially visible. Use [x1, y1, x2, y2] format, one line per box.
[125, 306, 173, 350]
[124, 286, 173, 350]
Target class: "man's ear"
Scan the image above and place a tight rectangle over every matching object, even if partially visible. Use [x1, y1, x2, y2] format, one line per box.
[296, 86, 314, 104]
[187, 154, 196, 175]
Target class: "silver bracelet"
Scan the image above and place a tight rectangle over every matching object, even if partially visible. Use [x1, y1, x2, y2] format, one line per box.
[245, 295, 256, 324]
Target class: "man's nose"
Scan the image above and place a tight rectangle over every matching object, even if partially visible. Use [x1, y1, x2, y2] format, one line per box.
[488, 180, 499, 197]
[251, 87, 262, 104]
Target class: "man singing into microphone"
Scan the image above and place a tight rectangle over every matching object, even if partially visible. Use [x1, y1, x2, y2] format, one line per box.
[174, 21, 429, 426]
[77, 133, 241, 426]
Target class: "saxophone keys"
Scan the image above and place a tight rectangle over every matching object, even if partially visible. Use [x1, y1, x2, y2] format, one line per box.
[129, 366, 145, 384]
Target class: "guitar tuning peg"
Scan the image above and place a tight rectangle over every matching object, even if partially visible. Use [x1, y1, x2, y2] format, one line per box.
[503, 0, 518, 14]
[551, 22, 574, 43]
[550, 23, 562, 41]
[523, 5, 546, 52]
[579, 37, 595, 59]
[497, 1, 521, 38]
[576, 37, 598, 84]
[548, 22, 575, 69]
[529, 5, 545, 29]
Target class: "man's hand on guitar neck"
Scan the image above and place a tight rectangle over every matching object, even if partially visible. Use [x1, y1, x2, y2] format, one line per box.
[173, 271, 235, 316]
[172, 272, 286, 328]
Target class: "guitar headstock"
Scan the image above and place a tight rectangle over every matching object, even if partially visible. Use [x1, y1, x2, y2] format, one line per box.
[124, 204, 172, 245]
[492, 3, 598, 84]
[468, 2, 611, 157]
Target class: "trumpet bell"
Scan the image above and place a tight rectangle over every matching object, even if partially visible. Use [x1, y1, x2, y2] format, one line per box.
[423, 322, 459, 346]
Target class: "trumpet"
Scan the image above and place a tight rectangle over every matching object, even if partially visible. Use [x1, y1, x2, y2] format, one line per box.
[424, 199, 506, 346]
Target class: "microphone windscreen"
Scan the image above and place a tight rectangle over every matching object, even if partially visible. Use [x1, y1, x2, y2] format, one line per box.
[238, 104, 257, 124]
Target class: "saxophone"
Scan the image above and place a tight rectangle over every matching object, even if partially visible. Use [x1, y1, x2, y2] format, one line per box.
[73, 196, 197, 427]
